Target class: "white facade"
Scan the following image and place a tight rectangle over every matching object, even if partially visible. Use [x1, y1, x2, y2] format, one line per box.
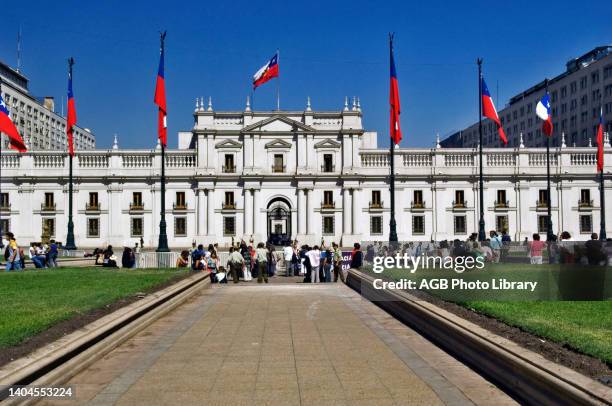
[0, 61, 96, 151]
[1, 102, 611, 248]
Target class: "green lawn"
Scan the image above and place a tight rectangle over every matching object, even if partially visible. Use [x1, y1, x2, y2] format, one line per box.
[366, 264, 612, 364]
[0, 267, 188, 348]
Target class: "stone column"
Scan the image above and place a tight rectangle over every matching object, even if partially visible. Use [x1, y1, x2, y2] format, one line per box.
[244, 188, 253, 236]
[297, 189, 306, 234]
[207, 189, 215, 236]
[252, 188, 261, 240]
[306, 189, 314, 234]
[197, 189, 206, 236]
[343, 188, 352, 235]
[351, 189, 359, 235]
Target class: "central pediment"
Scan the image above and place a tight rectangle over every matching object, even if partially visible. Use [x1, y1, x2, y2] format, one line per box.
[242, 115, 315, 133]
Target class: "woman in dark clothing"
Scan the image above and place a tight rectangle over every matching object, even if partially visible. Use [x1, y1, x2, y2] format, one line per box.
[103, 245, 118, 268]
[349, 243, 363, 269]
[300, 245, 311, 282]
[121, 247, 135, 268]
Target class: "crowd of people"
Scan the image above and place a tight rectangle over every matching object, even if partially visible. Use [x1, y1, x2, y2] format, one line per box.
[181, 239, 364, 284]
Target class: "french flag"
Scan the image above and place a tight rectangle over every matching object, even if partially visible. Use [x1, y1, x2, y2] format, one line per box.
[253, 53, 279, 89]
[66, 64, 77, 156]
[154, 34, 167, 147]
[536, 93, 553, 137]
[0, 93, 26, 152]
[597, 106, 604, 172]
[389, 36, 402, 146]
[481, 78, 507, 144]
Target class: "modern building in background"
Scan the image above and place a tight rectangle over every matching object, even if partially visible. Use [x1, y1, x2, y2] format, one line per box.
[1, 99, 610, 248]
[443, 46, 612, 149]
[0, 60, 96, 151]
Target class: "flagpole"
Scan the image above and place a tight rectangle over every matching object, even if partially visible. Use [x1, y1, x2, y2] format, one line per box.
[65, 58, 76, 251]
[477, 58, 486, 242]
[544, 79, 553, 241]
[157, 32, 169, 253]
[389, 34, 398, 246]
[599, 98, 606, 240]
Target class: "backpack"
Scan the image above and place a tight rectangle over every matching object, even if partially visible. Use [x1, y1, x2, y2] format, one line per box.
[4, 246, 9, 261]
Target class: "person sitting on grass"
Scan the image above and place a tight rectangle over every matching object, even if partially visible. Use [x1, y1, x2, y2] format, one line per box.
[103, 245, 118, 268]
[29, 243, 47, 268]
[176, 250, 189, 268]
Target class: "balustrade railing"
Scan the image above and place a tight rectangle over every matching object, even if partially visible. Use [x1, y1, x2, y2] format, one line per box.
[79, 154, 109, 168]
[166, 153, 196, 168]
[122, 154, 153, 168]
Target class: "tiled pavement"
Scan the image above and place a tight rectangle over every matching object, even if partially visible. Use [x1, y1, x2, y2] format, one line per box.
[41, 281, 516, 405]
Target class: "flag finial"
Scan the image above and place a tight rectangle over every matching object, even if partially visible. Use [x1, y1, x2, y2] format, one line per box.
[207, 96, 213, 112]
[343, 96, 348, 111]
[306, 96, 311, 111]
[561, 132, 566, 148]
[113, 134, 119, 150]
[245, 95, 251, 112]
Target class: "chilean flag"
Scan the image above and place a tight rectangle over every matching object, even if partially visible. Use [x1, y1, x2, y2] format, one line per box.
[154, 36, 167, 147]
[481, 78, 507, 144]
[389, 37, 402, 146]
[0, 93, 26, 152]
[536, 93, 553, 137]
[66, 65, 77, 156]
[253, 53, 279, 89]
[597, 106, 604, 172]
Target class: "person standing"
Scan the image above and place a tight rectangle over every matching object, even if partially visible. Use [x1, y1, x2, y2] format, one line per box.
[47, 240, 58, 268]
[227, 246, 245, 283]
[283, 242, 293, 277]
[4, 232, 21, 271]
[489, 230, 503, 263]
[307, 245, 321, 283]
[267, 244, 276, 277]
[332, 242, 343, 282]
[528, 234, 546, 264]
[349, 243, 363, 269]
[255, 242, 269, 283]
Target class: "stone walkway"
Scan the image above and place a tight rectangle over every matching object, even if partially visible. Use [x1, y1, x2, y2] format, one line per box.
[42, 281, 516, 405]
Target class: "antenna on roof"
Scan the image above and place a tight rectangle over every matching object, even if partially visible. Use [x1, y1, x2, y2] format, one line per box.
[16, 25, 22, 72]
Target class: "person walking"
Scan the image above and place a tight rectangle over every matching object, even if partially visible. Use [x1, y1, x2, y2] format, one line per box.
[489, 230, 503, 263]
[307, 245, 321, 283]
[227, 246, 245, 283]
[349, 243, 363, 269]
[255, 242, 269, 283]
[528, 234, 546, 264]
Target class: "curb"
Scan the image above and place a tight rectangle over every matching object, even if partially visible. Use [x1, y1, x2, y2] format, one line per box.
[0, 271, 211, 404]
[346, 269, 612, 406]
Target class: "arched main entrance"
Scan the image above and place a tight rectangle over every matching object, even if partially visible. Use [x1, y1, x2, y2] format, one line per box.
[267, 197, 292, 246]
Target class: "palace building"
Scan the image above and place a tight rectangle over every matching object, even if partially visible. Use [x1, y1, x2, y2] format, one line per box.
[0, 97, 610, 248]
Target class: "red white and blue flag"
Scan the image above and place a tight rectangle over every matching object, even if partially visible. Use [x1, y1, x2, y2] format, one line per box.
[389, 38, 402, 146]
[253, 53, 279, 89]
[597, 106, 604, 172]
[481, 78, 507, 144]
[66, 66, 77, 156]
[0, 93, 26, 152]
[154, 37, 167, 147]
[536, 93, 554, 137]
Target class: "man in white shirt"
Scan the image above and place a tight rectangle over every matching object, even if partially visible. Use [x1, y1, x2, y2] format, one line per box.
[307, 246, 321, 283]
[283, 242, 293, 277]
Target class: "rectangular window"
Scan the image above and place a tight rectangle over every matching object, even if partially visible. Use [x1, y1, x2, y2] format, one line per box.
[496, 190, 507, 207]
[454, 190, 465, 207]
[454, 216, 467, 234]
[496, 215, 509, 233]
[44, 192, 55, 209]
[175, 191, 186, 209]
[42, 218, 55, 237]
[224, 154, 235, 173]
[412, 215, 425, 235]
[87, 218, 100, 237]
[132, 192, 142, 207]
[223, 216, 236, 236]
[131, 218, 143, 237]
[580, 215, 592, 234]
[0, 193, 9, 209]
[0, 219, 9, 236]
[175, 217, 187, 236]
[224, 191, 235, 209]
[323, 191, 334, 207]
[580, 189, 591, 206]
[413, 190, 423, 207]
[371, 190, 382, 207]
[322, 216, 335, 235]
[370, 216, 383, 235]
[537, 215, 548, 233]
[273, 154, 284, 172]
[323, 154, 334, 172]
[538, 189, 549, 207]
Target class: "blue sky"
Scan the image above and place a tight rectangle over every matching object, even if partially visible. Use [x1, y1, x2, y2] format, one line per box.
[1, 0, 610, 149]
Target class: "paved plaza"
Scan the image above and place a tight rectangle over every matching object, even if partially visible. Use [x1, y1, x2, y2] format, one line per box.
[43, 282, 516, 405]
